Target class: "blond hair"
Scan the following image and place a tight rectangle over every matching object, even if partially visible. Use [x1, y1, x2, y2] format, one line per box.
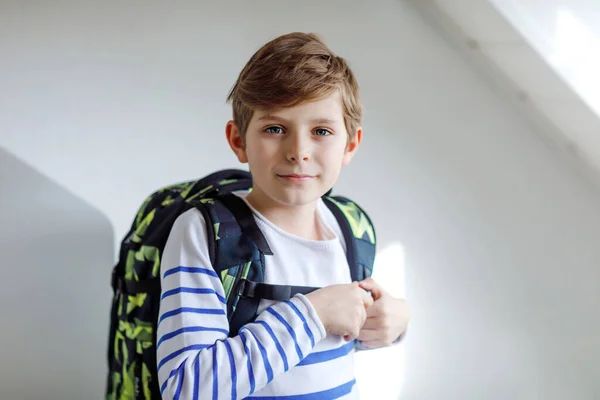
[226, 32, 363, 139]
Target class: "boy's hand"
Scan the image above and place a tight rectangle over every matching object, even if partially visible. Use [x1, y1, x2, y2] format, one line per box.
[356, 277, 410, 348]
[305, 282, 374, 340]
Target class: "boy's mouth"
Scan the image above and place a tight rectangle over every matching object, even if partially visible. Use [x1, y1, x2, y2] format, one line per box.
[276, 173, 316, 183]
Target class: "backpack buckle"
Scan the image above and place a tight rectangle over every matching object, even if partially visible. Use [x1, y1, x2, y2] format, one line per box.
[237, 279, 248, 298]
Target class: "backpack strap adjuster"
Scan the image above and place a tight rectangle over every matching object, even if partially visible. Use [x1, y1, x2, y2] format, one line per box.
[236, 278, 320, 301]
[237, 279, 248, 298]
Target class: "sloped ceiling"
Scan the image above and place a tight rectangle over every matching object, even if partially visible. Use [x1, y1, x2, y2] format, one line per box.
[411, 0, 600, 188]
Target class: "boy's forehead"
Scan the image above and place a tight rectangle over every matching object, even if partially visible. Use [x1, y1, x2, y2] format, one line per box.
[253, 93, 344, 122]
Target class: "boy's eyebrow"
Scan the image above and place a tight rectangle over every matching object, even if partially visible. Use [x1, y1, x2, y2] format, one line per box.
[257, 115, 339, 125]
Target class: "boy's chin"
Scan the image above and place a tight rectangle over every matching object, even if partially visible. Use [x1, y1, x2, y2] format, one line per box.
[270, 190, 324, 208]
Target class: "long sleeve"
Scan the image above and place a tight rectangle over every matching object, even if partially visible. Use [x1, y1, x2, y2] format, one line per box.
[156, 208, 327, 400]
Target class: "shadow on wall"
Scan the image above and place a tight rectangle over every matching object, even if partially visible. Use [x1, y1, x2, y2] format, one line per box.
[0, 147, 114, 399]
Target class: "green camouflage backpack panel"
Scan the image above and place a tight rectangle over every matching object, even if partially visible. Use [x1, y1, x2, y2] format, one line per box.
[106, 170, 253, 399]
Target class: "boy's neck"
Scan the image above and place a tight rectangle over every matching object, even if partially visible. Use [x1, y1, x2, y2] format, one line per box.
[245, 191, 324, 241]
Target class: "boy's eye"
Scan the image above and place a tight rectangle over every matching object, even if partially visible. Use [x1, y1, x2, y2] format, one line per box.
[315, 128, 332, 136]
[264, 126, 284, 134]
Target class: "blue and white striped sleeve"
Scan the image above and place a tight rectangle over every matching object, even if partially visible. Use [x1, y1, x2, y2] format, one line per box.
[157, 208, 326, 400]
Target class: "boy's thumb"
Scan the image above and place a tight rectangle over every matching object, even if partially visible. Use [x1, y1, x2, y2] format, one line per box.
[359, 277, 383, 300]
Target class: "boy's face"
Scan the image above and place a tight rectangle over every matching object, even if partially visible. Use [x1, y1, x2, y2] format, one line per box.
[226, 91, 361, 208]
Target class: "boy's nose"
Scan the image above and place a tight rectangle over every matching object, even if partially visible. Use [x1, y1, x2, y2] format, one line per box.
[288, 153, 309, 162]
[286, 135, 310, 162]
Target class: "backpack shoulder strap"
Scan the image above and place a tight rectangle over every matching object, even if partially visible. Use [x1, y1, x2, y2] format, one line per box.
[322, 196, 377, 282]
[195, 193, 271, 336]
[196, 193, 322, 336]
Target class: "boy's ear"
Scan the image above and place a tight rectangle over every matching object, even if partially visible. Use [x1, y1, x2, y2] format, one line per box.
[342, 128, 362, 166]
[226, 120, 248, 163]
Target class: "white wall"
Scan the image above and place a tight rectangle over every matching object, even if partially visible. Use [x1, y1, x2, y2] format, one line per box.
[2, 0, 600, 398]
[0, 148, 114, 399]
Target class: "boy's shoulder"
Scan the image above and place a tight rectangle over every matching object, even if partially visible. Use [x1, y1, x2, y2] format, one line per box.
[166, 191, 372, 253]
[167, 193, 348, 253]
[164, 206, 209, 255]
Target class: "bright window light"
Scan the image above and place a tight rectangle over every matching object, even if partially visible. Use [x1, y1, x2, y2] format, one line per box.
[551, 7, 600, 116]
[355, 242, 406, 399]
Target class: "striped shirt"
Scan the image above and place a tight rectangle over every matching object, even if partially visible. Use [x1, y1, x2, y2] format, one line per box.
[157, 192, 359, 399]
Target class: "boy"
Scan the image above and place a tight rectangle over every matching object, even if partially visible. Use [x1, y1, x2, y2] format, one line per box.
[156, 32, 410, 399]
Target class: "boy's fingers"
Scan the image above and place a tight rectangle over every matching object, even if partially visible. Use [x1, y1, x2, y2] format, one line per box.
[359, 339, 386, 349]
[359, 277, 384, 300]
[360, 315, 380, 330]
[365, 299, 384, 318]
[357, 329, 378, 342]
[360, 287, 374, 308]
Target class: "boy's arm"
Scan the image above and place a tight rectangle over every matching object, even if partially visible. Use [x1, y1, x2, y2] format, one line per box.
[157, 208, 326, 399]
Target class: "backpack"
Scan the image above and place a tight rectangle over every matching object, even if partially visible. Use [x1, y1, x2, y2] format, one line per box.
[105, 169, 376, 400]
